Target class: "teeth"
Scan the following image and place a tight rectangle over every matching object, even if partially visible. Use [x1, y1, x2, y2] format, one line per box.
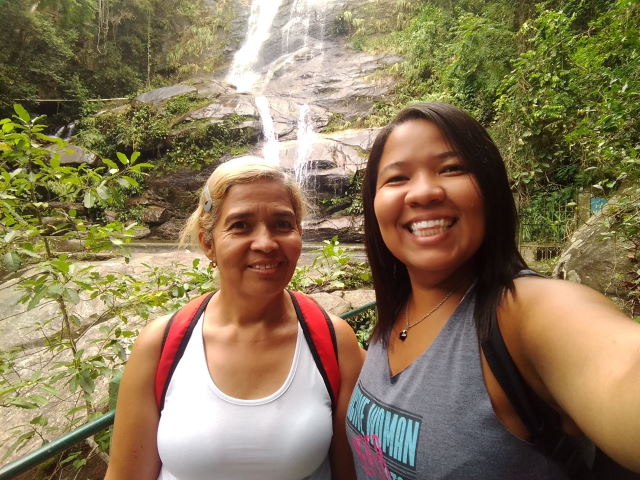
[251, 264, 277, 270]
[409, 219, 453, 236]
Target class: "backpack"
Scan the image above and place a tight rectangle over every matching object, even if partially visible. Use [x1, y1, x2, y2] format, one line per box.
[482, 310, 639, 479]
[154, 290, 340, 412]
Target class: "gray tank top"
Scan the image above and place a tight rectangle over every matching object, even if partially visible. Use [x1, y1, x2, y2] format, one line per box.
[346, 287, 568, 480]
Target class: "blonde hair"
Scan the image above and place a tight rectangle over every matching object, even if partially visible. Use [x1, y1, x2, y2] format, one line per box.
[179, 156, 308, 250]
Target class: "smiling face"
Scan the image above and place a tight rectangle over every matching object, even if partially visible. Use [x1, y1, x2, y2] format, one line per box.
[373, 118, 485, 284]
[200, 179, 302, 299]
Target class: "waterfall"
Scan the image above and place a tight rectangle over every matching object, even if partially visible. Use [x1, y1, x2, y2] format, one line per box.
[225, 0, 329, 171]
[255, 96, 280, 164]
[225, 0, 284, 93]
[294, 104, 315, 187]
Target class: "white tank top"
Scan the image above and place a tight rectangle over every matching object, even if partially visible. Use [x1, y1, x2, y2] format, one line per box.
[157, 312, 333, 480]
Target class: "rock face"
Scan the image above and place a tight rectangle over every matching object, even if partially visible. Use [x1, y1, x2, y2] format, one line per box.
[553, 186, 638, 314]
[135, 85, 198, 104]
[303, 215, 365, 243]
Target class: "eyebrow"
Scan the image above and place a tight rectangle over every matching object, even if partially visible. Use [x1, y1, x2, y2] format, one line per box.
[378, 151, 460, 174]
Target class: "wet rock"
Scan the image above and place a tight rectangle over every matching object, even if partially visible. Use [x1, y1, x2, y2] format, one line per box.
[136, 85, 198, 104]
[49, 144, 98, 166]
[341, 289, 376, 310]
[309, 291, 351, 315]
[153, 217, 186, 240]
[263, 40, 402, 120]
[132, 226, 152, 239]
[302, 215, 364, 243]
[141, 206, 171, 225]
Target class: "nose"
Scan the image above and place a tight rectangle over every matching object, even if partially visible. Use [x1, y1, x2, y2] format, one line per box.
[251, 224, 278, 252]
[405, 173, 445, 206]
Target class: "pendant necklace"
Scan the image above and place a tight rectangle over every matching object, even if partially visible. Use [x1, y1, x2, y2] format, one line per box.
[399, 287, 456, 341]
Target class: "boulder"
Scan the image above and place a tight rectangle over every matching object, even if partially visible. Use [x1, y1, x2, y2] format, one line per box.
[135, 85, 198, 104]
[49, 144, 98, 166]
[302, 215, 364, 242]
[131, 226, 152, 239]
[153, 217, 186, 240]
[103, 210, 119, 223]
[553, 186, 638, 313]
[309, 291, 351, 315]
[141, 206, 171, 225]
[341, 289, 376, 310]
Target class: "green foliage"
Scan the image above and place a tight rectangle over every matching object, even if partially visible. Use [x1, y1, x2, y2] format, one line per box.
[289, 237, 372, 293]
[0, 107, 162, 464]
[163, 94, 208, 116]
[75, 102, 254, 173]
[346, 308, 377, 349]
[494, 0, 639, 191]
[158, 115, 254, 172]
[75, 103, 170, 159]
[0, 0, 232, 121]
[349, 1, 521, 124]
[164, 0, 235, 78]
[321, 113, 352, 133]
[519, 189, 577, 243]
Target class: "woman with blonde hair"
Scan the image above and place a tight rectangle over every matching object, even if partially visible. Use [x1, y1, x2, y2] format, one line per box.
[106, 156, 363, 480]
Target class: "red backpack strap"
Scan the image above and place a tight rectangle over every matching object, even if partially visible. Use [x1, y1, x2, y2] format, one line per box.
[288, 290, 340, 410]
[155, 291, 216, 411]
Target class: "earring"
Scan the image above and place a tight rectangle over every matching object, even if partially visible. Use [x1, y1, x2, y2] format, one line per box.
[210, 260, 217, 269]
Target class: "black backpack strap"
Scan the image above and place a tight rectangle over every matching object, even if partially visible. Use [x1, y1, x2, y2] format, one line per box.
[481, 310, 594, 478]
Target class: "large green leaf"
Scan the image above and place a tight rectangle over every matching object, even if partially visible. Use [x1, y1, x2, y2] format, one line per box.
[2, 251, 21, 271]
[13, 104, 30, 123]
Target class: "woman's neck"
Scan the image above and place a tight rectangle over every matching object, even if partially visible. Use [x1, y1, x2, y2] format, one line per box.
[210, 289, 293, 329]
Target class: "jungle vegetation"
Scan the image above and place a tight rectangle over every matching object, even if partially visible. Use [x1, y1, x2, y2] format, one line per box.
[0, 0, 234, 121]
[0, 0, 638, 475]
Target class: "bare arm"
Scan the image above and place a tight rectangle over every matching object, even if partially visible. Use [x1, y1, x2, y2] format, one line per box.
[329, 315, 365, 480]
[104, 315, 170, 480]
[506, 277, 640, 472]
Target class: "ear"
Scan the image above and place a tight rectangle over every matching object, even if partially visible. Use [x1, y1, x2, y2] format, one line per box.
[198, 231, 216, 262]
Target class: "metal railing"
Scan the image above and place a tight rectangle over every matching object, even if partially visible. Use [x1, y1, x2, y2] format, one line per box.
[0, 301, 376, 480]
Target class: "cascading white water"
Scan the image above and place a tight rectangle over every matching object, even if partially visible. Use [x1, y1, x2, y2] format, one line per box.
[255, 95, 280, 164]
[226, 0, 284, 93]
[294, 104, 316, 186]
[225, 0, 329, 170]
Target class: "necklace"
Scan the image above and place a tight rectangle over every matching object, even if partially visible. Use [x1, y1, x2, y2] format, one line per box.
[399, 287, 456, 341]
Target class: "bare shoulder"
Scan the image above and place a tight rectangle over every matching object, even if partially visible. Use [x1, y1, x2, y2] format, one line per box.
[132, 313, 172, 353]
[508, 275, 628, 322]
[328, 313, 366, 365]
[503, 275, 636, 358]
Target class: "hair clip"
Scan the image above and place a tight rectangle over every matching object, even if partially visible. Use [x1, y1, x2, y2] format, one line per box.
[202, 185, 213, 212]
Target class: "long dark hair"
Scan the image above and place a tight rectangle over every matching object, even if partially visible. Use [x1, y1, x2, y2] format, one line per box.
[363, 102, 527, 346]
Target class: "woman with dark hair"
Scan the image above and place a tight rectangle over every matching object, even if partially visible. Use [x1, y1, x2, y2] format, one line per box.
[346, 102, 640, 479]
